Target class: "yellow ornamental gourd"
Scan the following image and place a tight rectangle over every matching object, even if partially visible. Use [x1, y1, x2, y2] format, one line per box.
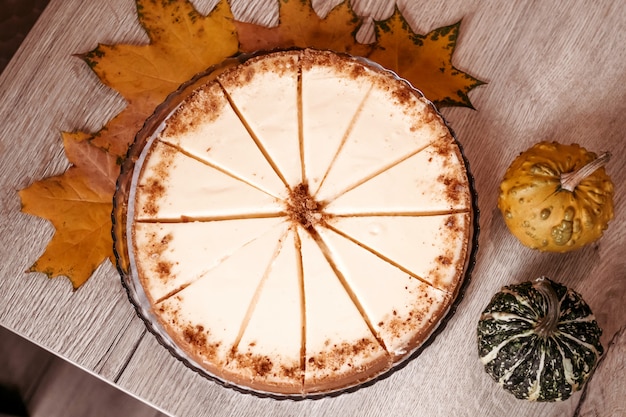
[498, 142, 614, 252]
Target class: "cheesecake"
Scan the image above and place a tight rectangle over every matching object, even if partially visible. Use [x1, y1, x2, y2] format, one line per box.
[125, 49, 474, 396]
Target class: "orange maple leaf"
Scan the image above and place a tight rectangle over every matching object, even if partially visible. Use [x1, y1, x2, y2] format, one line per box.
[368, 11, 484, 108]
[19, 133, 118, 289]
[235, 0, 372, 57]
[20, 0, 239, 287]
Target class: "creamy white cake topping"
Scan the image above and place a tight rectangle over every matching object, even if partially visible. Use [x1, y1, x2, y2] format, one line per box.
[130, 49, 473, 395]
[159, 82, 289, 200]
[325, 137, 471, 215]
[226, 228, 303, 392]
[135, 141, 284, 220]
[219, 51, 302, 188]
[316, 226, 449, 358]
[325, 213, 471, 292]
[134, 217, 287, 302]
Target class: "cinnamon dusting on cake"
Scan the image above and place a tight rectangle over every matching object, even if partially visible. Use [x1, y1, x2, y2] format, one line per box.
[280, 364, 301, 380]
[302, 49, 370, 82]
[164, 306, 223, 363]
[438, 175, 467, 205]
[140, 230, 176, 282]
[301, 49, 338, 72]
[378, 288, 447, 345]
[146, 232, 172, 255]
[137, 143, 176, 217]
[384, 309, 425, 339]
[164, 84, 226, 137]
[424, 214, 470, 290]
[230, 350, 273, 377]
[306, 338, 377, 372]
[183, 324, 207, 347]
[426, 138, 469, 207]
[218, 51, 299, 90]
[285, 182, 328, 231]
[155, 260, 172, 276]
[349, 62, 367, 79]
[183, 324, 222, 362]
[391, 86, 414, 106]
[436, 254, 453, 266]
[429, 136, 455, 158]
[429, 251, 455, 289]
[140, 179, 165, 217]
[228, 348, 301, 381]
[444, 214, 464, 234]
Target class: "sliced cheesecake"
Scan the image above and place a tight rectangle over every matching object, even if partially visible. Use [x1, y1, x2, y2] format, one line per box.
[128, 48, 474, 396]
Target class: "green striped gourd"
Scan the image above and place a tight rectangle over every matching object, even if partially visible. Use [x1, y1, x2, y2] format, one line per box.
[477, 277, 603, 401]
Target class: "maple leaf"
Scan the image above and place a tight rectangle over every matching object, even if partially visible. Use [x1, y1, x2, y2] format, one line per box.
[368, 10, 484, 108]
[20, 0, 239, 287]
[235, 0, 372, 57]
[19, 133, 118, 289]
[83, 0, 239, 156]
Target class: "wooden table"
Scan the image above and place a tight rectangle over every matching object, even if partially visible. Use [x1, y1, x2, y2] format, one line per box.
[1, 0, 624, 415]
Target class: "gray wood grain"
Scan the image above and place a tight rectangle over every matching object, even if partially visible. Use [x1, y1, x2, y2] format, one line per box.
[0, 0, 624, 416]
[576, 326, 626, 417]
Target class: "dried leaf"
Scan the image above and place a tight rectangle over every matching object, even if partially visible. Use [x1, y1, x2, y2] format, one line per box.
[369, 11, 484, 108]
[84, 0, 237, 105]
[89, 98, 161, 158]
[20, 0, 239, 287]
[19, 133, 118, 289]
[235, 0, 372, 57]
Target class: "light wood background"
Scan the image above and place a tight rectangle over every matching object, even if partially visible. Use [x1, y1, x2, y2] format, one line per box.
[0, 0, 624, 416]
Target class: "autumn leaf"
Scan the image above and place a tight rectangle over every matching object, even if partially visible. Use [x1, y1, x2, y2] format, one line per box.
[19, 133, 118, 289]
[368, 10, 484, 108]
[87, 101, 149, 157]
[235, 0, 372, 57]
[83, 0, 239, 156]
[20, 0, 239, 287]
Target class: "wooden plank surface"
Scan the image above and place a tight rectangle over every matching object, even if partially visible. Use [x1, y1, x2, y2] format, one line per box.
[0, 0, 624, 416]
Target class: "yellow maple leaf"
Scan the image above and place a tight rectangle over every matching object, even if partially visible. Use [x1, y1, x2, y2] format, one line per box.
[83, 0, 238, 156]
[19, 133, 118, 289]
[235, 0, 372, 57]
[368, 10, 484, 108]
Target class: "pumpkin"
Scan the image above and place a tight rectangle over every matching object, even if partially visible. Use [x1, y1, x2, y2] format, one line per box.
[477, 277, 603, 401]
[498, 142, 613, 252]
